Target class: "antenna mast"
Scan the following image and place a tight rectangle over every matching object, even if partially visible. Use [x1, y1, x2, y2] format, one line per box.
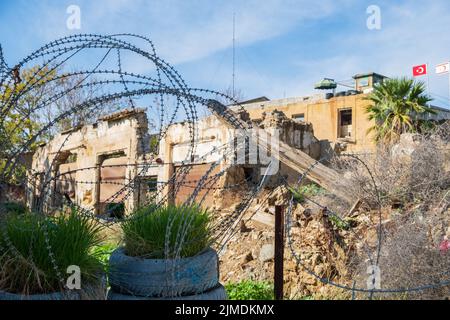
[232, 12, 236, 99]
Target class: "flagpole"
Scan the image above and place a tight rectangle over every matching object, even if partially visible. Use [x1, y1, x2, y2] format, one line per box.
[448, 65, 450, 108]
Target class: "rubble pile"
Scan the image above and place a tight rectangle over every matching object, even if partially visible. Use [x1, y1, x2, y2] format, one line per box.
[218, 198, 362, 299]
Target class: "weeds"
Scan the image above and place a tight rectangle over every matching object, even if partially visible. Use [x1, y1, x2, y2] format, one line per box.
[289, 183, 324, 204]
[225, 280, 274, 300]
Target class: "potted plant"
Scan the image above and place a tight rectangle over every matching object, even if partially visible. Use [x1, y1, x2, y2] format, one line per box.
[107, 204, 226, 300]
[0, 209, 106, 300]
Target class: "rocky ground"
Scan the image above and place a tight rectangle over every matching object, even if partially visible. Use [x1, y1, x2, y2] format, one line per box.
[217, 187, 364, 299]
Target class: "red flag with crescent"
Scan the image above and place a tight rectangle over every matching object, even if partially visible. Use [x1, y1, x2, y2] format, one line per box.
[412, 64, 427, 77]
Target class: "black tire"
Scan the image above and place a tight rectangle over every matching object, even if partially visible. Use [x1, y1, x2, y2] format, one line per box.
[0, 290, 80, 300]
[108, 247, 220, 297]
[107, 284, 227, 300]
[0, 278, 106, 300]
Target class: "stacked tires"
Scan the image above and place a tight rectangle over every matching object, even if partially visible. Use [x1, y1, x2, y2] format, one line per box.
[107, 247, 227, 300]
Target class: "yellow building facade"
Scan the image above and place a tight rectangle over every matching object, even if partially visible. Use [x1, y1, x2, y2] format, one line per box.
[239, 93, 375, 153]
[237, 72, 450, 153]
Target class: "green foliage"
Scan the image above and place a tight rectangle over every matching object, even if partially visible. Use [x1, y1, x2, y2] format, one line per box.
[0, 65, 56, 184]
[91, 242, 118, 272]
[417, 120, 437, 134]
[0, 201, 28, 215]
[328, 214, 354, 231]
[0, 210, 104, 295]
[104, 202, 125, 219]
[225, 280, 274, 300]
[122, 204, 213, 259]
[289, 183, 324, 203]
[149, 134, 159, 154]
[365, 77, 435, 143]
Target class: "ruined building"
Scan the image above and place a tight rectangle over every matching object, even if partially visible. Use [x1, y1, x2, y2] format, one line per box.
[28, 109, 159, 214]
[28, 71, 450, 214]
[27, 107, 323, 214]
[233, 72, 450, 152]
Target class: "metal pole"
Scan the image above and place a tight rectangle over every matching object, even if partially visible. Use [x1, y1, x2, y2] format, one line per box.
[274, 205, 285, 300]
[232, 12, 236, 99]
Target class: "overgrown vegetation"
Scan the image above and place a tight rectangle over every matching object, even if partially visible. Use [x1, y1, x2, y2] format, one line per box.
[91, 242, 118, 273]
[0, 201, 27, 215]
[332, 124, 449, 208]
[104, 202, 125, 219]
[289, 183, 324, 203]
[333, 123, 450, 299]
[0, 209, 104, 295]
[225, 280, 274, 300]
[122, 204, 213, 259]
[353, 213, 450, 300]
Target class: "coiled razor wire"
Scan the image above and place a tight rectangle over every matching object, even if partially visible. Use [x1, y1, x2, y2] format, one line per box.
[284, 151, 450, 298]
[0, 34, 449, 299]
[0, 33, 260, 298]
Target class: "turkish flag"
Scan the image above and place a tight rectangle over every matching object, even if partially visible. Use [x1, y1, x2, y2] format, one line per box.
[413, 64, 427, 76]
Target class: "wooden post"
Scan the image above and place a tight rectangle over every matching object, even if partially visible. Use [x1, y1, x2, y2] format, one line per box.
[274, 205, 285, 300]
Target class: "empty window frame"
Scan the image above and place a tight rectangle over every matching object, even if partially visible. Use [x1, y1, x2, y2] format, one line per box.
[292, 113, 305, 122]
[338, 109, 352, 138]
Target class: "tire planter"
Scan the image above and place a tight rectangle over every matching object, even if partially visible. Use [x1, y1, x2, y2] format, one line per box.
[0, 290, 80, 300]
[108, 247, 226, 299]
[107, 284, 227, 300]
[0, 277, 107, 300]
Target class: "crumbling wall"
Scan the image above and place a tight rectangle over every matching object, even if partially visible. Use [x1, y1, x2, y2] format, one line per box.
[158, 111, 323, 208]
[27, 109, 158, 214]
[260, 109, 321, 159]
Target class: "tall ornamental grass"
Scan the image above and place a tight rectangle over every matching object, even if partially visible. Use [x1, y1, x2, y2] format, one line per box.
[122, 204, 212, 259]
[0, 210, 104, 295]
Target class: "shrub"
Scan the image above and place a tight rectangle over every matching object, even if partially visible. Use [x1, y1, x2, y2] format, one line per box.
[0, 201, 27, 215]
[91, 242, 118, 271]
[331, 127, 449, 209]
[0, 210, 104, 295]
[104, 202, 125, 219]
[122, 204, 212, 259]
[352, 214, 450, 300]
[225, 280, 274, 300]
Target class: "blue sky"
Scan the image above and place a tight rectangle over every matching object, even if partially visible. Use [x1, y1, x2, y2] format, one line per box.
[1, 0, 450, 108]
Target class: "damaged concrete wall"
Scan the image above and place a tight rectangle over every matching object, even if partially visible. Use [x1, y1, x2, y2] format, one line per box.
[158, 110, 322, 207]
[259, 109, 321, 159]
[28, 109, 159, 214]
[28, 106, 324, 213]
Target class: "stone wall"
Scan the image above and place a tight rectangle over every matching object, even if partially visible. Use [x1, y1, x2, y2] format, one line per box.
[27, 109, 159, 214]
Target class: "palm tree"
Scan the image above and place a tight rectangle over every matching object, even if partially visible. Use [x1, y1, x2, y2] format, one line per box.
[365, 77, 435, 143]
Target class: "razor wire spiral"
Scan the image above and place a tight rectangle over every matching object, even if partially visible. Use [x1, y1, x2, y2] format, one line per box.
[0, 34, 449, 299]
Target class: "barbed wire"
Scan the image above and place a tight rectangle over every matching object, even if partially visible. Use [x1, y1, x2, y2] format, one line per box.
[0, 33, 449, 299]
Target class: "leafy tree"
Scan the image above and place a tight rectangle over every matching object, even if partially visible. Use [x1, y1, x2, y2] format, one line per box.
[1, 65, 120, 184]
[0, 66, 55, 184]
[365, 77, 435, 143]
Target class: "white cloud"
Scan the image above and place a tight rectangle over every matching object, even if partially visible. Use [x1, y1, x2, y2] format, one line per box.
[3, 0, 449, 107]
[22, 0, 347, 65]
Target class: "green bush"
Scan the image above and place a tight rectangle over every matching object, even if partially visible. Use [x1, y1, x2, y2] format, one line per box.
[289, 183, 324, 203]
[122, 204, 212, 259]
[0, 210, 104, 295]
[91, 242, 118, 271]
[0, 201, 28, 215]
[104, 202, 125, 219]
[225, 281, 274, 300]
